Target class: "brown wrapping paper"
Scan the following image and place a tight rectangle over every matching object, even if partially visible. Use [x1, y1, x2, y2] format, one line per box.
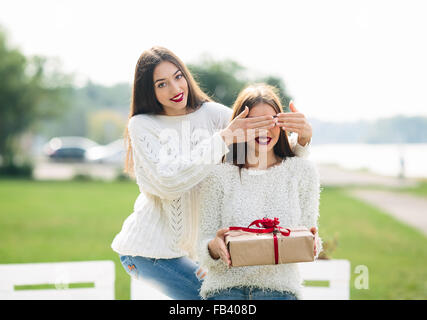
[225, 227, 315, 267]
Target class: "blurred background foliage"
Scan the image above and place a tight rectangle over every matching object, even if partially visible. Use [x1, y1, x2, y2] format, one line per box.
[1, 25, 427, 177]
[0, 28, 71, 174]
[0, 26, 294, 176]
[1, 23, 426, 300]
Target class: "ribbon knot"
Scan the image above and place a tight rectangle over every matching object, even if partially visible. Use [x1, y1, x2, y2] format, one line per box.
[249, 217, 280, 229]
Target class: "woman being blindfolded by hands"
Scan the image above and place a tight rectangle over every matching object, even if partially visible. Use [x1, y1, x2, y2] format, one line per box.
[111, 47, 313, 300]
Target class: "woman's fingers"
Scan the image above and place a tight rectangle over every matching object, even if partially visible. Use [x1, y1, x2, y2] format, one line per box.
[289, 100, 299, 113]
[220, 254, 231, 267]
[277, 124, 304, 132]
[277, 117, 307, 124]
[217, 227, 230, 238]
[276, 112, 310, 137]
[246, 119, 276, 129]
[310, 227, 318, 256]
[280, 127, 302, 135]
[246, 115, 275, 122]
[220, 244, 230, 260]
[276, 113, 305, 120]
[215, 228, 231, 266]
[277, 124, 304, 131]
[236, 106, 249, 119]
[218, 239, 231, 266]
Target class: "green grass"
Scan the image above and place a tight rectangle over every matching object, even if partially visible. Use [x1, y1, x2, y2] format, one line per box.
[398, 180, 427, 198]
[351, 180, 427, 198]
[319, 187, 427, 299]
[15, 282, 95, 290]
[0, 179, 426, 299]
[302, 280, 329, 287]
[0, 178, 139, 300]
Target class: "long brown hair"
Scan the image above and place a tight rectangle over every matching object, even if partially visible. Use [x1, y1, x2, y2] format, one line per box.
[224, 83, 295, 170]
[124, 46, 211, 175]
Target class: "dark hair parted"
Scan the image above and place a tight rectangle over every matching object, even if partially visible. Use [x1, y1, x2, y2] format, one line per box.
[124, 46, 211, 175]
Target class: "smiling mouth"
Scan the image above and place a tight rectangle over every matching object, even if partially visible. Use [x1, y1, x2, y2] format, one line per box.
[170, 92, 184, 102]
[255, 137, 272, 145]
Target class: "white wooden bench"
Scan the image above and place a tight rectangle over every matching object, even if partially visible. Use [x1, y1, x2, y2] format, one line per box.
[298, 259, 351, 300]
[0, 261, 115, 300]
[130, 259, 351, 300]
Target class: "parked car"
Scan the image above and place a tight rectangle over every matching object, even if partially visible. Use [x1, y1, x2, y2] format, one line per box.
[43, 136, 100, 162]
[85, 139, 125, 166]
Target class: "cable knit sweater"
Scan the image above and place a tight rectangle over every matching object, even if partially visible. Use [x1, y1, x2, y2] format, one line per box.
[197, 158, 322, 299]
[111, 101, 311, 259]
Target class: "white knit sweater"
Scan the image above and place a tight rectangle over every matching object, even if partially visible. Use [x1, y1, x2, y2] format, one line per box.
[111, 101, 311, 259]
[197, 158, 322, 299]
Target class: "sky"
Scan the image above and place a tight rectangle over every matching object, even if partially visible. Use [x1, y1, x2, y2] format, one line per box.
[1, 0, 426, 122]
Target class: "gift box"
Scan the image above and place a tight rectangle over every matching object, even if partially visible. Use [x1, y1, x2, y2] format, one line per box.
[225, 218, 314, 267]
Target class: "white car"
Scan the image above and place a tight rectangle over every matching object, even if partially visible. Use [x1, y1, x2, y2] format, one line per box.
[85, 139, 125, 166]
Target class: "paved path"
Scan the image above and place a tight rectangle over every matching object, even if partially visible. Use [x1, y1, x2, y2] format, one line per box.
[348, 189, 427, 236]
[317, 164, 426, 236]
[33, 161, 120, 181]
[318, 164, 417, 188]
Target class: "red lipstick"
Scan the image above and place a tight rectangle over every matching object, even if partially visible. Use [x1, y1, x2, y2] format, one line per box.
[170, 92, 184, 103]
[255, 137, 272, 145]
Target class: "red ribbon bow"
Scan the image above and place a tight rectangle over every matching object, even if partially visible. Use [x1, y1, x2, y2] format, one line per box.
[229, 217, 291, 264]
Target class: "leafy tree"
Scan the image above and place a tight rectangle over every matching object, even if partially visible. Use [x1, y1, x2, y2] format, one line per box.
[188, 56, 292, 109]
[0, 27, 71, 171]
[39, 80, 131, 140]
[257, 75, 292, 113]
[188, 58, 247, 108]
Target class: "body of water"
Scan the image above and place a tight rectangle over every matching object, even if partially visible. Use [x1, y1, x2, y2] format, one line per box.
[310, 143, 427, 179]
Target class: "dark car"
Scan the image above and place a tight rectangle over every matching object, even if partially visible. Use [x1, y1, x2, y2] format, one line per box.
[43, 136, 100, 162]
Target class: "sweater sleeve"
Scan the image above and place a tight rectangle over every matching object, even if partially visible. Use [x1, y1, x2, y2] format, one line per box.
[197, 169, 228, 270]
[128, 115, 230, 200]
[217, 104, 233, 130]
[297, 160, 323, 259]
[289, 133, 311, 158]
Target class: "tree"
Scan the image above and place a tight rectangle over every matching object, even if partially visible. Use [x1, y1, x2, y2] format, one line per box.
[88, 110, 126, 144]
[188, 57, 247, 108]
[0, 27, 71, 171]
[188, 56, 292, 109]
[258, 75, 292, 113]
[39, 81, 131, 139]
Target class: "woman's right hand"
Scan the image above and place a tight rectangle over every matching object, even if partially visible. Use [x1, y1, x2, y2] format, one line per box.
[220, 106, 277, 146]
[208, 227, 231, 267]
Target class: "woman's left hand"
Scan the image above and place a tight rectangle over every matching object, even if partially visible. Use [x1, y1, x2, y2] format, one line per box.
[310, 227, 318, 257]
[276, 101, 312, 146]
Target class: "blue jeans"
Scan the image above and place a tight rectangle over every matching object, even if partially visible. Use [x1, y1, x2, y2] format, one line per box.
[206, 287, 298, 300]
[119, 255, 204, 300]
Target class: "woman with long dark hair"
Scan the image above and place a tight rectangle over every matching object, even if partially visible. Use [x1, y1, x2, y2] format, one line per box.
[111, 47, 313, 299]
[197, 84, 321, 300]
